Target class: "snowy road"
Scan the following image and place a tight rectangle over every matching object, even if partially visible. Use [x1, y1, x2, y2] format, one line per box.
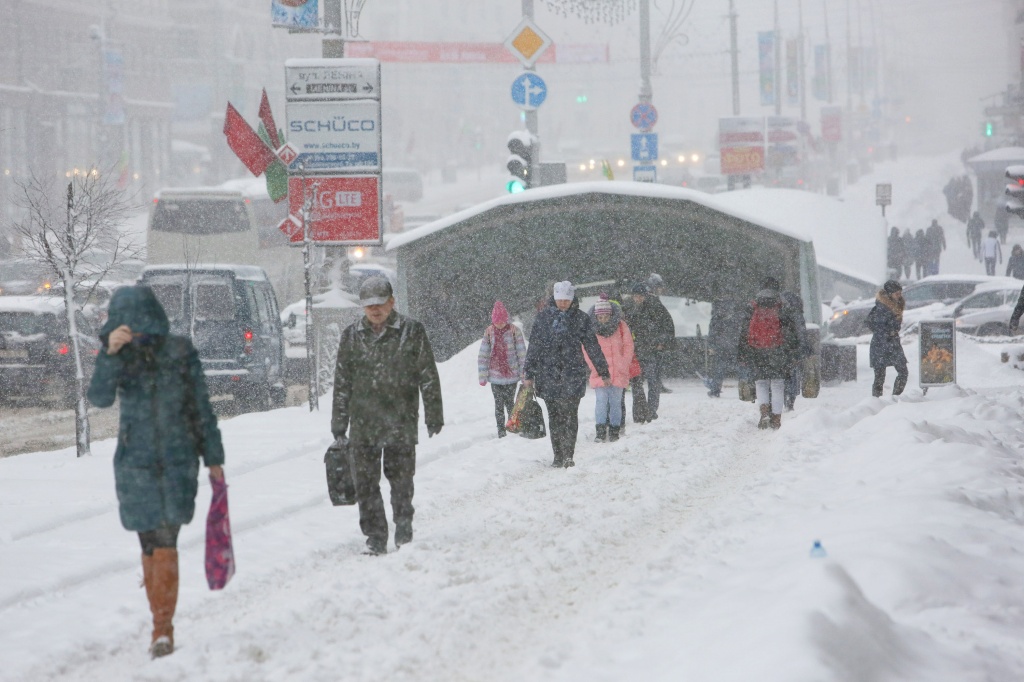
[3, 338, 1024, 681]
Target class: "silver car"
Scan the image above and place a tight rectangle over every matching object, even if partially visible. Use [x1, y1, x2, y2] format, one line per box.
[953, 284, 1024, 336]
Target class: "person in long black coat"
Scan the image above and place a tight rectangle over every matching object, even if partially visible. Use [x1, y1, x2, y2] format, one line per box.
[887, 227, 907, 279]
[780, 290, 812, 411]
[332, 277, 444, 555]
[1007, 244, 1024, 280]
[867, 280, 908, 397]
[737, 278, 801, 429]
[626, 282, 675, 420]
[88, 285, 225, 658]
[524, 280, 610, 468]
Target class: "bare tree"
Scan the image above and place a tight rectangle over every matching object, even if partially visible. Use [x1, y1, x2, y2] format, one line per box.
[8, 169, 140, 457]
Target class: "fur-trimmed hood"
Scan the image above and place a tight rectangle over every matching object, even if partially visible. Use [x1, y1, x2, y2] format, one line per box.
[875, 289, 905, 323]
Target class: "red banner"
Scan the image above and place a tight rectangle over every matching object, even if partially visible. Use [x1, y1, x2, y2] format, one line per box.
[282, 176, 381, 245]
[346, 41, 608, 64]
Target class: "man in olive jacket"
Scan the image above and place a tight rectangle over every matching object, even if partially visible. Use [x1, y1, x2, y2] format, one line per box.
[332, 276, 443, 555]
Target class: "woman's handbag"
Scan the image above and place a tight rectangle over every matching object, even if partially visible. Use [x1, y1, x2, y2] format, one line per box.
[517, 397, 547, 439]
[505, 383, 532, 434]
[205, 476, 236, 590]
[324, 439, 357, 506]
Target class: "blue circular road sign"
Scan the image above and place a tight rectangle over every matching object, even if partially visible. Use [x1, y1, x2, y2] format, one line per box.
[511, 72, 548, 111]
[630, 102, 658, 131]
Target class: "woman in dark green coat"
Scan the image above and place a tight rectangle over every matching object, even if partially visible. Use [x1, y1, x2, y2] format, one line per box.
[87, 285, 224, 658]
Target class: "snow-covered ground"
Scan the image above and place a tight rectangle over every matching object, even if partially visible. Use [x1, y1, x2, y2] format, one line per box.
[3, 333, 1024, 681]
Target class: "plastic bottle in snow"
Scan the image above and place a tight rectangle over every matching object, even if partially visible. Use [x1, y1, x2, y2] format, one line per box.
[809, 540, 827, 558]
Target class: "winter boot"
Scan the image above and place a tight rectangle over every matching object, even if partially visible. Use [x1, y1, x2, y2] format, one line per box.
[395, 520, 413, 548]
[769, 413, 782, 430]
[563, 456, 575, 468]
[757, 404, 771, 430]
[148, 548, 178, 658]
[594, 424, 608, 443]
[892, 375, 907, 396]
[608, 425, 620, 442]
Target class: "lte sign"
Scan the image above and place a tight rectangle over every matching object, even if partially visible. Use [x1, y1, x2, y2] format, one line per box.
[280, 175, 382, 245]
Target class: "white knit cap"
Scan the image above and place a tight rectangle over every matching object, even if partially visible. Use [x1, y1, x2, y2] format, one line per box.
[553, 280, 575, 301]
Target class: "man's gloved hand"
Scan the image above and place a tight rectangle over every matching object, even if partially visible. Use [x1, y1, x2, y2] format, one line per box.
[332, 435, 348, 449]
[427, 424, 443, 438]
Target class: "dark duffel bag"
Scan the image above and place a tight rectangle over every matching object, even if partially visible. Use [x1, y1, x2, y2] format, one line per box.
[518, 398, 547, 439]
[324, 439, 357, 506]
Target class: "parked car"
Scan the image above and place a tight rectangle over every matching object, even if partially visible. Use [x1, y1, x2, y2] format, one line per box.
[0, 259, 54, 296]
[139, 264, 286, 411]
[827, 275, 1020, 339]
[953, 283, 1024, 336]
[0, 296, 100, 406]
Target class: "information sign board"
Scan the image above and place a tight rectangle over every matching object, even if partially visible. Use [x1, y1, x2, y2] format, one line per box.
[285, 99, 381, 173]
[919, 320, 956, 388]
[285, 58, 380, 101]
[280, 175, 382, 245]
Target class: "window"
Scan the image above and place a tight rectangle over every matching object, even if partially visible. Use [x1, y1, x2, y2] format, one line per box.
[151, 199, 250, 234]
[193, 282, 235, 321]
[149, 283, 184, 321]
[0, 312, 59, 336]
[941, 282, 981, 301]
[962, 291, 1002, 310]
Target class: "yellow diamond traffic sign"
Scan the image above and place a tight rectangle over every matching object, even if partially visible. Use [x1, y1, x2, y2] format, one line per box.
[504, 17, 553, 68]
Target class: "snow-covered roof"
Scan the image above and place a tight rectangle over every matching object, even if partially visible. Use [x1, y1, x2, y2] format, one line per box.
[967, 146, 1024, 164]
[386, 181, 813, 252]
[0, 296, 65, 314]
[711, 188, 887, 285]
[141, 264, 269, 281]
[153, 177, 269, 200]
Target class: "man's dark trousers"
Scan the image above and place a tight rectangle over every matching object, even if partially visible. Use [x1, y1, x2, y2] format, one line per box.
[544, 397, 581, 463]
[640, 353, 662, 418]
[352, 443, 416, 548]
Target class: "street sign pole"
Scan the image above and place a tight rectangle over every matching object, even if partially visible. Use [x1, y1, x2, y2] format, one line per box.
[522, 0, 539, 185]
[298, 163, 319, 411]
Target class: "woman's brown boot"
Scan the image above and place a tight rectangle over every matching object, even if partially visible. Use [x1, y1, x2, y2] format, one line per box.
[757, 404, 771, 429]
[770, 413, 782, 430]
[149, 548, 178, 658]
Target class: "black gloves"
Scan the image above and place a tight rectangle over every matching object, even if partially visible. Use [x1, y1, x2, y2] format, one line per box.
[427, 424, 443, 438]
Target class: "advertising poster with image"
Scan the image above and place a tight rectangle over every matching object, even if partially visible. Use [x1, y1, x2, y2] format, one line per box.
[272, 0, 319, 29]
[919, 320, 957, 387]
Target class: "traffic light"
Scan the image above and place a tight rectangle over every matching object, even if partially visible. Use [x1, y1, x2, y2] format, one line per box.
[984, 121, 995, 137]
[575, 94, 588, 104]
[1005, 165, 1024, 216]
[506, 131, 535, 192]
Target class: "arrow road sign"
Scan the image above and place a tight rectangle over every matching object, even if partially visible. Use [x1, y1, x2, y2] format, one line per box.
[276, 143, 299, 166]
[284, 58, 380, 101]
[511, 72, 548, 111]
[631, 133, 658, 162]
[630, 102, 659, 131]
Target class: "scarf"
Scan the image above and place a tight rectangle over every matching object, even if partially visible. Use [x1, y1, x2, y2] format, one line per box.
[490, 324, 513, 378]
[876, 290, 905, 325]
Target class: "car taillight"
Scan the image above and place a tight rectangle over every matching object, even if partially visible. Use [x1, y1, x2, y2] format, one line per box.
[57, 343, 69, 355]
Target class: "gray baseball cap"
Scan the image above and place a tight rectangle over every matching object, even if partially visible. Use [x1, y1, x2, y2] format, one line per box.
[358, 276, 393, 306]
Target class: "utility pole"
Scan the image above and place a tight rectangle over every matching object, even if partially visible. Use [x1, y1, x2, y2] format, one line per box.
[522, 0, 540, 180]
[857, 0, 865, 107]
[823, 0, 833, 104]
[729, 0, 740, 115]
[322, 0, 344, 57]
[773, 0, 781, 117]
[639, 0, 653, 104]
[798, 0, 807, 123]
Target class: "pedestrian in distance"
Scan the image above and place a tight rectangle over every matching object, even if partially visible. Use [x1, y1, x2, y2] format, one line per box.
[967, 211, 985, 260]
[584, 294, 634, 442]
[780, 290, 812, 412]
[523, 280, 610, 468]
[87, 286, 225, 659]
[737, 278, 801, 430]
[913, 229, 928, 279]
[331, 276, 444, 556]
[1009, 282, 1024, 334]
[646, 273, 673, 394]
[982, 230, 1003, 276]
[925, 219, 946, 276]
[1006, 244, 1024, 279]
[901, 229, 915, 279]
[867, 280, 909, 397]
[704, 298, 745, 398]
[626, 281, 675, 421]
[478, 301, 527, 438]
[995, 208, 1010, 245]
[887, 227, 907, 280]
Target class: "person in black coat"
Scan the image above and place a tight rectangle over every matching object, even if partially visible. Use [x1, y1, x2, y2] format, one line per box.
[1006, 244, 1024, 280]
[925, 219, 946, 276]
[626, 281, 675, 420]
[331, 277, 444, 555]
[913, 229, 927, 279]
[887, 227, 907, 279]
[524, 280, 610, 468]
[867, 280, 908, 397]
[780, 290, 812, 411]
[705, 298, 744, 398]
[901, 229, 915, 279]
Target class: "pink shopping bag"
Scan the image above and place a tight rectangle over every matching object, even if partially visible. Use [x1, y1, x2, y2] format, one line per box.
[205, 476, 235, 590]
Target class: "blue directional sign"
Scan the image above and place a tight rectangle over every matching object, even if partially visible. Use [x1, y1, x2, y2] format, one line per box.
[511, 72, 548, 111]
[631, 133, 659, 162]
[630, 102, 659, 131]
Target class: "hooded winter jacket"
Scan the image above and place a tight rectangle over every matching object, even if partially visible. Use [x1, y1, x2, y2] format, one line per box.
[524, 297, 609, 401]
[867, 289, 907, 368]
[87, 286, 224, 532]
[331, 310, 443, 445]
[584, 303, 634, 389]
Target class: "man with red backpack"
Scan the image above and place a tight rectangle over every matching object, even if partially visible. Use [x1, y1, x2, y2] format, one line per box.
[737, 277, 801, 430]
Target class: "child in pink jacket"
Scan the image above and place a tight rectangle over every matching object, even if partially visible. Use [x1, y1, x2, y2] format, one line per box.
[584, 295, 634, 442]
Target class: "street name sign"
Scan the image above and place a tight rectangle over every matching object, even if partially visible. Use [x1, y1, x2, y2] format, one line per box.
[633, 165, 657, 183]
[280, 175, 382, 245]
[285, 99, 382, 173]
[284, 58, 380, 101]
[510, 72, 548, 110]
[876, 183, 892, 206]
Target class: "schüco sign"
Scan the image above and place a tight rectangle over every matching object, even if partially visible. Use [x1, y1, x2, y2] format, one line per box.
[284, 100, 381, 173]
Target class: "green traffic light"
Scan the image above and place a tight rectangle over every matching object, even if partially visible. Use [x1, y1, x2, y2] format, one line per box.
[506, 179, 526, 193]
[576, 95, 588, 104]
[985, 122, 994, 137]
